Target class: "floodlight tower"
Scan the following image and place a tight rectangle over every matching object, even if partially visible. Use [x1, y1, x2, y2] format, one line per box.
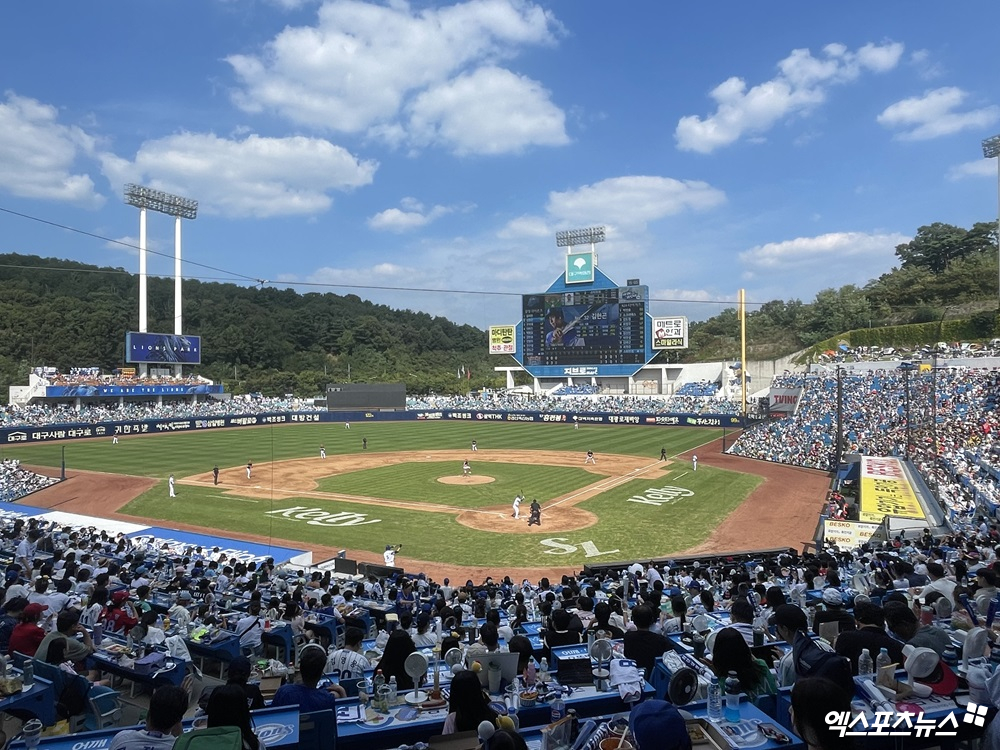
[983, 134, 1000, 303]
[555, 226, 606, 258]
[124, 184, 198, 375]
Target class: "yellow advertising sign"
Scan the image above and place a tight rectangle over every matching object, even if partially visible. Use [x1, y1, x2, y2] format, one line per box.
[858, 456, 925, 523]
[489, 325, 516, 355]
[823, 519, 884, 548]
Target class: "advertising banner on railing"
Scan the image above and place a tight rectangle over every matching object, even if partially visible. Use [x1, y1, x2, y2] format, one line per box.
[823, 518, 885, 548]
[858, 456, 926, 523]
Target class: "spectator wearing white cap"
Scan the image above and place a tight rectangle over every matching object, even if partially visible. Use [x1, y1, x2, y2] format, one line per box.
[811, 588, 856, 637]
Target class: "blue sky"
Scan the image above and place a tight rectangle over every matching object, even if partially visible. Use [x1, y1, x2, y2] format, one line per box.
[1, 0, 998, 330]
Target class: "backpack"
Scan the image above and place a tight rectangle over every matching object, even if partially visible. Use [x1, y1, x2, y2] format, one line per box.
[791, 630, 854, 693]
[172, 727, 243, 750]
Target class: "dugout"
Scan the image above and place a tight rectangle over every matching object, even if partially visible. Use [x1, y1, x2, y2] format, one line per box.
[326, 383, 405, 411]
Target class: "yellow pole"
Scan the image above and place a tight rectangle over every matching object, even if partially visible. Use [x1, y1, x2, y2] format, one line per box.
[740, 288, 747, 418]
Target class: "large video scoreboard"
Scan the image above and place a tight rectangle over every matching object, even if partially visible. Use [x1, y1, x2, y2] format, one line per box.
[522, 287, 647, 368]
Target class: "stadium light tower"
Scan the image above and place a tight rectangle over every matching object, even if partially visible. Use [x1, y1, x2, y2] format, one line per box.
[555, 226, 606, 250]
[983, 134, 1000, 302]
[124, 185, 198, 374]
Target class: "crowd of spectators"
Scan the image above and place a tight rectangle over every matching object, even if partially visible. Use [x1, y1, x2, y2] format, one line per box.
[0, 507, 997, 745]
[731, 366, 1000, 521]
[0, 459, 58, 504]
[406, 390, 740, 415]
[0, 395, 315, 429]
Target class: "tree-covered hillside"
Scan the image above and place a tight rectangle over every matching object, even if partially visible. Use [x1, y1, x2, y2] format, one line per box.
[1, 219, 997, 399]
[681, 221, 999, 362]
[0, 254, 495, 398]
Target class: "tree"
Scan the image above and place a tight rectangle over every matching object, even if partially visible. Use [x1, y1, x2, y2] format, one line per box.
[894, 223, 978, 274]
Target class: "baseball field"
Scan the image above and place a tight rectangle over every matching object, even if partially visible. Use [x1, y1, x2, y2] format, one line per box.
[2, 421, 830, 579]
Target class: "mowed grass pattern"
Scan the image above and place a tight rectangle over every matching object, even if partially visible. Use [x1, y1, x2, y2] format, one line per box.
[3, 420, 761, 567]
[315, 462, 599, 508]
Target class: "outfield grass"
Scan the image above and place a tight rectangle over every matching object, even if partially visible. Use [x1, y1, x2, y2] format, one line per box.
[2, 421, 758, 567]
[0, 420, 722, 477]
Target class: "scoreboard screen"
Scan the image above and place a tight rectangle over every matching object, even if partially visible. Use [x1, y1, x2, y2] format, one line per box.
[522, 288, 646, 367]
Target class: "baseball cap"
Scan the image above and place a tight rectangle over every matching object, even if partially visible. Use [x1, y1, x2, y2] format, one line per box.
[23, 603, 46, 618]
[686, 581, 702, 591]
[227, 656, 253, 681]
[773, 604, 808, 633]
[628, 699, 692, 750]
[903, 644, 957, 695]
[822, 588, 844, 606]
[178, 590, 193, 602]
[111, 590, 130, 604]
[135, 566, 148, 576]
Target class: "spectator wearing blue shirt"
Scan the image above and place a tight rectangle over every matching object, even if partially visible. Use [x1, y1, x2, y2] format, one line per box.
[271, 644, 345, 712]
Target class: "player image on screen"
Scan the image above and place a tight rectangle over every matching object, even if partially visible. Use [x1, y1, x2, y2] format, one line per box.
[545, 307, 586, 347]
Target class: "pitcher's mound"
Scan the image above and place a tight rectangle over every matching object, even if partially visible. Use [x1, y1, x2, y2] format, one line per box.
[438, 475, 495, 485]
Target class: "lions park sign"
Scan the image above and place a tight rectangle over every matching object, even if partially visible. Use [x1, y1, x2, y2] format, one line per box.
[626, 486, 694, 506]
[265, 506, 381, 526]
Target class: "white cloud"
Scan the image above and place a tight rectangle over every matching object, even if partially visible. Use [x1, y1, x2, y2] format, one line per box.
[367, 197, 461, 232]
[498, 215, 552, 239]
[877, 87, 1000, 141]
[948, 159, 997, 181]
[0, 92, 104, 207]
[406, 66, 568, 155]
[675, 41, 904, 153]
[226, 0, 565, 154]
[740, 231, 907, 273]
[546, 176, 726, 230]
[99, 132, 377, 219]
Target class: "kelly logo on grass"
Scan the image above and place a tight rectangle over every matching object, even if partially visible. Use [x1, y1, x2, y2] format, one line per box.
[626, 486, 694, 506]
[265, 506, 382, 526]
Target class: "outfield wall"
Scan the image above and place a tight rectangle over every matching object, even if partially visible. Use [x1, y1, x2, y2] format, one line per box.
[0, 408, 745, 445]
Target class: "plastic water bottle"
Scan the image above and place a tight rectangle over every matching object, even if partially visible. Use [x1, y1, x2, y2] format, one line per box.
[707, 676, 723, 721]
[373, 668, 385, 698]
[724, 671, 740, 722]
[858, 648, 874, 678]
[875, 647, 892, 674]
[550, 689, 566, 722]
[388, 675, 397, 706]
[524, 660, 537, 687]
[539, 657, 549, 683]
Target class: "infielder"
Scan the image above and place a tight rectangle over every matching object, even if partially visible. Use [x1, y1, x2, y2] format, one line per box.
[585, 450, 596, 465]
[246, 460, 253, 479]
[320, 445, 326, 459]
[462, 460, 472, 477]
[692, 455, 698, 471]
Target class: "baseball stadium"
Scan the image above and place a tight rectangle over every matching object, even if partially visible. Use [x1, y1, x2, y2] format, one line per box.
[0, 216, 994, 749]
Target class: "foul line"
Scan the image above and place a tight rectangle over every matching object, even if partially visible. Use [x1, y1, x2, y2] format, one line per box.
[545, 461, 664, 510]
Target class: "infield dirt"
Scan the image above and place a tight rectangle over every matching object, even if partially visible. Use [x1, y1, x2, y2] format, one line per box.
[26, 437, 830, 581]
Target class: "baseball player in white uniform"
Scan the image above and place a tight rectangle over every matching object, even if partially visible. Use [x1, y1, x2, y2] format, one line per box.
[168, 474, 176, 498]
[512, 493, 523, 519]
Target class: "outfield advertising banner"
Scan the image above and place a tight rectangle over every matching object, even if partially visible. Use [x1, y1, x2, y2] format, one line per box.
[125, 331, 202, 364]
[823, 519, 885, 548]
[858, 456, 926, 523]
[489, 325, 517, 354]
[0, 408, 743, 445]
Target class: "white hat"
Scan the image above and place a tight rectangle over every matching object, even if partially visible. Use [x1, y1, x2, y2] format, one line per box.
[822, 588, 844, 606]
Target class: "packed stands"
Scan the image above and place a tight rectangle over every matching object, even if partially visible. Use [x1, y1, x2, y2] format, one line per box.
[0, 459, 58, 503]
